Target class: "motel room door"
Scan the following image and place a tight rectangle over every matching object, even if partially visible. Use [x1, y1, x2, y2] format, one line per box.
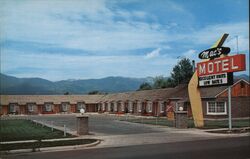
[152, 102, 159, 116]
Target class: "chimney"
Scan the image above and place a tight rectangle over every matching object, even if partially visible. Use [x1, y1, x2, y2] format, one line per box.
[192, 60, 195, 72]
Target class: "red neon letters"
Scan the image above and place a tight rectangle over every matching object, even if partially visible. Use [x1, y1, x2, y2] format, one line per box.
[197, 54, 246, 76]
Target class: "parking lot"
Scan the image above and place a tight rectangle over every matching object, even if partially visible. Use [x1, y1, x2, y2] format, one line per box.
[30, 113, 164, 136]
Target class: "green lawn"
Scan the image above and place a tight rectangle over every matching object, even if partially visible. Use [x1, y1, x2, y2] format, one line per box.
[0, 119, 73, 142]
[120, 117, 250, 129]
[203, 119, 250, 129]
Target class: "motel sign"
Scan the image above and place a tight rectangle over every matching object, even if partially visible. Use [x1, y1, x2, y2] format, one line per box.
[190, 33, 247, 130]
[197, 47, 246, 87]
[197, 54, 246, 76]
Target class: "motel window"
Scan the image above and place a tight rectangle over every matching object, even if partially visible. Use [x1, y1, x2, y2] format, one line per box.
[102, 103, 105, 111]
[61, 102, 69, 112]
[9, 103, 18, 113]
[77, 102, 85, 110]
[121, 102, 125, 111]
[147, 102, 152, 113]
[110, 103, 114, 112]
[175, 102, 181, 111]
[44, 103, 53, 112]
[114, 102, 117, 111]
[27, 103, 36, 112]
[108, 103, 111, 111]
[98, 103, 101, 111]
[138, 102, 142, 112]
[129, 101, 133, 112]
[159, 102, 164, 113]
[207, 101, 227, 115]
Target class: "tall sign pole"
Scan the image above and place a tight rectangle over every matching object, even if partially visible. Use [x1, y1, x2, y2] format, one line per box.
[228, 86, 232, 130]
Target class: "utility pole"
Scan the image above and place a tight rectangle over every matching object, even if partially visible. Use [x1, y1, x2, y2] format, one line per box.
[236, 35, 239, 54]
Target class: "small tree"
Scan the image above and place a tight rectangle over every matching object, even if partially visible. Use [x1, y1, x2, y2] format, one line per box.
[153, 76, 167, 89]
[138, 82, 152, 90]
[64, 92, 70, 95]
[166, 78, 175, 87]
[88, 90, 100, 95]
[170, 58, 193, 86]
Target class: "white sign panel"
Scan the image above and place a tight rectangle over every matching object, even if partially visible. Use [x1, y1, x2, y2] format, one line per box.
[198, 73, 228, 87]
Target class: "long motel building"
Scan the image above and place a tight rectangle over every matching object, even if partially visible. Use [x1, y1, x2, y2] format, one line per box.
[0, 79, 249, 119]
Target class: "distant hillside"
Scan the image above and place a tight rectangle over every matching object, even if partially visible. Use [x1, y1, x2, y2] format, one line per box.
[0, 73, 248, 95]
[0, 73, 151, 95]
[234, 74, 249, 81]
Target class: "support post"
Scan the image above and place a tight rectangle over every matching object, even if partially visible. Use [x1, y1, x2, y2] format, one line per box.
[51, 121, 53, 132]
[76, 115, 89, 135]
[64, 125, 66, 137]
[228, 86, 232, 131]
[174, 111, 188, 128]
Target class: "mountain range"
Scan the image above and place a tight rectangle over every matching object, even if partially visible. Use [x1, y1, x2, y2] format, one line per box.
[0, 73, 248, 95]
[0, 73, 153, 95]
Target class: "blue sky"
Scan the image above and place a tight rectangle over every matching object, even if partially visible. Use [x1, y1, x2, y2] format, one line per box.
[0, 0, 249, 81]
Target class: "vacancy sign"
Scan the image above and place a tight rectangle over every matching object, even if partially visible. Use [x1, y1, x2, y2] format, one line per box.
[197, 54, 246, 76]
[198, 72, 233, 87]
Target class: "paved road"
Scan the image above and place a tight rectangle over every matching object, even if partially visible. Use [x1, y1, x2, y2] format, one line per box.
[4, 136, 250, 159]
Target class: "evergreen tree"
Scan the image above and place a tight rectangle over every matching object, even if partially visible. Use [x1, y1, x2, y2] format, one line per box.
[138, 82, 152, 90]
[153, 76, 167, 89]
[170, 58, 193, 86]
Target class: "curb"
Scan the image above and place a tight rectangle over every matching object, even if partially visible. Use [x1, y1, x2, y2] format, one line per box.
[200, 127, 250, 134]
[40, 139, 101, 152]
[1, 139, 101, 155]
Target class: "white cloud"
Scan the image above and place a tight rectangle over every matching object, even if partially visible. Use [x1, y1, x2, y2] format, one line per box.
[181, 49, 199, 61]
[183, 49, 196, 58]
[132, 11, 147, 18]
[145, 48, 161, 59]
[6, 1, 248, 54]
[224, 35, 249, 53]
[2, 50, 178, 81]
[187, 22, 249, 48]
[0, 0, 169, 52]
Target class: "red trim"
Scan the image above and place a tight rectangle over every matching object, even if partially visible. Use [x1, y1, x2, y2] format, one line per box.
[42, 111, 56, 114]
[142, 113, 153, 116]
[116, 112, 125, 115]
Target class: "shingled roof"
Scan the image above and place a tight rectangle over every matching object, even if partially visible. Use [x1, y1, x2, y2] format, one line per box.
[0, 95, 104, 105]
[98, 84, 189, 102]
[199, 86, 228, 98]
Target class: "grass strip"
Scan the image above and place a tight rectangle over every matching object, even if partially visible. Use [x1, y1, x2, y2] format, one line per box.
[0, 119, 74, 142]
[0, 139, 97, 151]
